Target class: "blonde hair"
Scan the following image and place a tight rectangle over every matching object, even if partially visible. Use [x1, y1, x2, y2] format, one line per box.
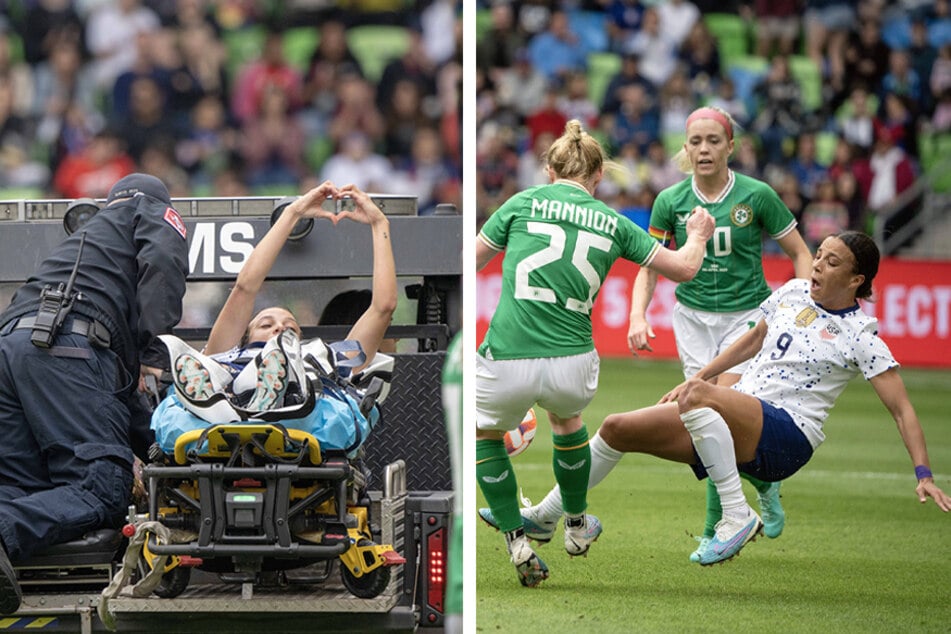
[546, 119, 608, 183]
[672, 106, 740, 174]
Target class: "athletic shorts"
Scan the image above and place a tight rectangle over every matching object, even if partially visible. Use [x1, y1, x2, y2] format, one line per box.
[690, 399, 814, 482]
[673, 303, 761, 379]
[475, 350, 599, 432]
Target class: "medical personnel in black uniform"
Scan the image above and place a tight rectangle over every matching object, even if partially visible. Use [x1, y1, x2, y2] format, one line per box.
[0, 173, 188, 613]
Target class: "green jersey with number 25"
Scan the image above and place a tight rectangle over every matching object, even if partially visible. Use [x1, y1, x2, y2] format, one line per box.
[649, 171, 797, 313]
[479, 181, 659, 360]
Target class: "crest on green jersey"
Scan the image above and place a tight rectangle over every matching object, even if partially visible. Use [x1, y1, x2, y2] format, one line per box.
[730, 204, 753, 227]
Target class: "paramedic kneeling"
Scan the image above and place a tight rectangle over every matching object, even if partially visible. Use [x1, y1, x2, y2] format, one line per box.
[0, 173, 188, 614]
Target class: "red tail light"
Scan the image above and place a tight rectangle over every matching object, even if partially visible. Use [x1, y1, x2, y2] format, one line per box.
[426, 526, 446, 614]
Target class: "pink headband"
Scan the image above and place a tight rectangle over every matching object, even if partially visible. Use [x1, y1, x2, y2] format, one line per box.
[685, 107, 733, 140]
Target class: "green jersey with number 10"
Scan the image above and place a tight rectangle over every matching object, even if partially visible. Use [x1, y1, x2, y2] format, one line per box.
[479, 181, 659, 360]
[649, 171, 798, 313]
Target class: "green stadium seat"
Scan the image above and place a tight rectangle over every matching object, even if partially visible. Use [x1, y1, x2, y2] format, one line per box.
[704, 13, 749, 69]
[814, 131, 838, 166]
[283, 26, 320, 72]
[788, 55, 822, 112]
[222, 25, 266, 82]
[662, 131, 685, 158]
[0, 186, 43, 202]
[923, 132, 951, 193]
[586, 51, 621, 107]
[346, 25, 411, 84]
[476, 8, 492, 41]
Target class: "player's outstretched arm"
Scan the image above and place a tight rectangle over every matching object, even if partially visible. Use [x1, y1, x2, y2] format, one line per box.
[645, 206, 714, 282]
[628, 267, 657, 355]
[335, 184, 397, 371]
[870, 368, 951, 512]
[205, 181, 340, 354]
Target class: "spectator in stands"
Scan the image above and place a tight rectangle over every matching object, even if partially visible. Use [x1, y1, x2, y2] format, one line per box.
[838, 84, 876, 151]
[320, 130, 392, 192]
[139, 138, 190, 198]
[517, 130, 556, 190]
[834, 169, 866, 231]
[605, 0, 645, 53]
[731, 135, 764, 180]
[111, 30, 173, 121]
[929, 44, 951, 107]
[881, 49, 923, 111]
[0, 29, 33, 117]
[0, 74, 48, 191]
[52, 127, 135, 199]
[656, 0, 700, 48]
[659, 70, 699, 136]
[476, 2, 526, 77]
[525, 86, 568, 151]
[494, 48, 549, 121]
[706, 76, 749, 128]
[85, 0, 161, 93]
[751, 0, 800, 58]
[327, 73, 385, 148]
[645, 138, 682, 193]
[788, 132, 829, 200]
[376, 26, 437, 116]
[30, 35, 98, 161]
[606, 82, 660, 155]
[301, 19, 363, 133]
[557, 71, 598, 129]
[240, 83, 306, 189]
[804, 0, 855, 93]
[932, 87, 951, 131]
[623, 6, 679, 88]
[475, 122, 519, 224]
[801, 177, 851, 250]
[875, 92, 917, 156]
[858, 126, 917, 214]
[526, 9, 588, 84]
[908, 18, 939, 112]
[843, 19, 891, 97]
[22, 0, 87, 66]
[381, 78, 432, 162]
[171, 21, 229, 113]
[752, 55, 803, 165]
[600, 51, 656, 117]
[175, 94, 238, 186]
[392, 125, 459, 216]
[116, 75, 183, 163]
[678, 19, 720, 95]
[231, 27, 303, 124]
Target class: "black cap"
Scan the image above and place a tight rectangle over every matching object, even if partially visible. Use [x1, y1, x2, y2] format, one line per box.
[106, 173, 171, 206]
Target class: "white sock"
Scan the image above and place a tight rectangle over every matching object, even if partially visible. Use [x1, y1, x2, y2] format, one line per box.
[532, 432, 624, 523]
[680, 407, 748, 518]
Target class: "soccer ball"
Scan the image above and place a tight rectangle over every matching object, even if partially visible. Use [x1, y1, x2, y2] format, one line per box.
[504, 409, 538, 457]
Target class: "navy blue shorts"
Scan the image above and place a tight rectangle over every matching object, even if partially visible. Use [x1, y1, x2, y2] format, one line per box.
[690, 399, 814, 482]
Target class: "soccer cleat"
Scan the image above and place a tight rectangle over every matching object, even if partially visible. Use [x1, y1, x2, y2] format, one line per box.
[756, 481, 785, 538]
[0, 544, 21, 615]
[245, 348, 288, 411]
[174, 353, 216, 400]
[698, 509, 763, 566]
[688, 535, 712, 563]
[505, 530, 549, 588]
[478, 507, 560, 544]
[564, 513, 602, 557]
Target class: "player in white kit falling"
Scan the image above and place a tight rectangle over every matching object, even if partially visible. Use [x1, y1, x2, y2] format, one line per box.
[585, 231, 950, 564]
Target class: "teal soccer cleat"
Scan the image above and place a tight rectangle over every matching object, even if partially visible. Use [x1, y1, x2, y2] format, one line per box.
[698, 510, 763, 566]
[756, 481, 785, 538]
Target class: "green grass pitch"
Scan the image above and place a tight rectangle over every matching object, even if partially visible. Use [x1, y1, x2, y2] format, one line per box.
[475, 358, 951, 633]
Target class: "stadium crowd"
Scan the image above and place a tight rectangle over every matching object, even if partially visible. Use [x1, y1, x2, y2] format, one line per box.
[0, 0, 461, 216]
[476, 0, 951, 250]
